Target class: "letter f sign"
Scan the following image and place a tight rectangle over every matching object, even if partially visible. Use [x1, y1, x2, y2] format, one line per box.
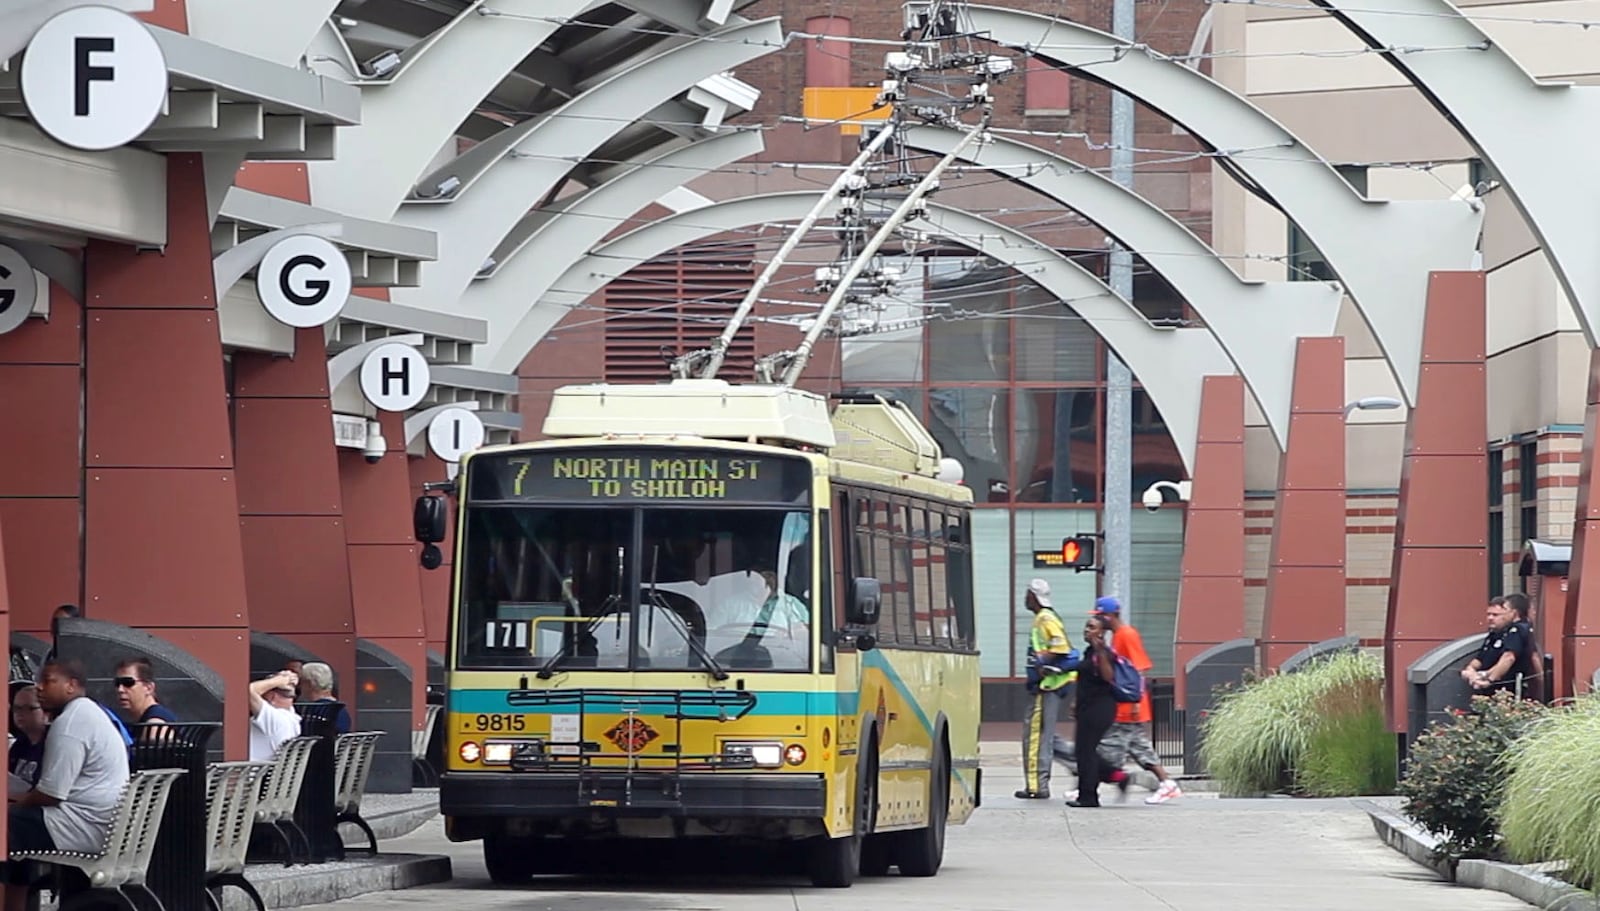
[75, 37, 116, 117]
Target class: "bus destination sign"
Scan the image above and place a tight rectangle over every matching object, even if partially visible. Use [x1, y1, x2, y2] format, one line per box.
[468, 448, 812, 504]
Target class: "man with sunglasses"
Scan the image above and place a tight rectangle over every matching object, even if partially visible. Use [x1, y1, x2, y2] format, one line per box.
[112, 657, 178, 726]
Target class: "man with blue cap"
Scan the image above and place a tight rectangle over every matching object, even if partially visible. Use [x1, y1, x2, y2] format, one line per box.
[1094, 596, 1182, 804]
[1015, 578, 1080, 799]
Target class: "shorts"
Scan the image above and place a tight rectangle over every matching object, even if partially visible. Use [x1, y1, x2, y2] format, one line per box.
[1100, 721, 1161, 768]
[4, 805, 56, 885]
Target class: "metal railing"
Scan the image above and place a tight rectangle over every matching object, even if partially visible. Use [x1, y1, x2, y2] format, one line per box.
[1147, 678, 1186, 770]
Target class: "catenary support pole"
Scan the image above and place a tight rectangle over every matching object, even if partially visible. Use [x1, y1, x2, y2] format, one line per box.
[1104, 0, 1136, 613]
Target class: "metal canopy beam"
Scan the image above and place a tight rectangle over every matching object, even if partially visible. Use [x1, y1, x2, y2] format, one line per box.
[490, 190, 1231, 469]
[904, 124, 1339, 451]
[387, 16, 783, 317]
[965, 4, 1482, 408]
[1308, 0, 1600, 346]
[0, 117, 166, 246]
[306, 0, 590, 221]
[470, 128, 764, 370]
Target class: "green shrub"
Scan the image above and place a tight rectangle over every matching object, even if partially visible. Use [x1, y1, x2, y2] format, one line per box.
[1199, 650, 1389, 797]
[1296, 675, 1397, 797]
[1396, 690, 1546, 863]
[1499, 693, 1600, 888]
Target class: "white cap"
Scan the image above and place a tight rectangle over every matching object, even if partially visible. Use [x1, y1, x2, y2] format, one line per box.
[1027, 578, 1052, 607]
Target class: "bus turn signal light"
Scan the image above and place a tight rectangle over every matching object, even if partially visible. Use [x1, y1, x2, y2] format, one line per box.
[784, 744, 807, 766]
[459, 741, 481, 763]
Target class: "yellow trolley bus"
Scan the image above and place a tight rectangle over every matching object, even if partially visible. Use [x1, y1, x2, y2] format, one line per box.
[417, 380, 981, 887]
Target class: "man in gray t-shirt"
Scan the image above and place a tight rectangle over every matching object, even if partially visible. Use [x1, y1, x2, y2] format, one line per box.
[4, 658, 129, 911]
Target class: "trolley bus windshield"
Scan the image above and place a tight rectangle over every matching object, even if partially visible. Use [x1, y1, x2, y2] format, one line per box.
[457, 448, 817, 673]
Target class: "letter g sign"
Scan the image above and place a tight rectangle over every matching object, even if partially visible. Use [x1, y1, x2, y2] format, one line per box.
[256, 234, 352, 329]
[0, 245, 38, 336]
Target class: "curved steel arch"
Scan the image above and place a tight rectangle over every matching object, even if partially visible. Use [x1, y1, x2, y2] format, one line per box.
[305, 0, 590, 221]
[906, 124, 1339, 451]
[466, 127, 764, 354]
[966, 4, 1482, 408]
[388, 16, 783, 313]
[488, 191, 1234, 469]
[1308, 0, 1600, 346]
[187, 0, 339, 66]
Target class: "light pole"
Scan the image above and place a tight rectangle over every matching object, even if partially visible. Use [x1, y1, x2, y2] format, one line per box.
[1342, 396, 1403, 419]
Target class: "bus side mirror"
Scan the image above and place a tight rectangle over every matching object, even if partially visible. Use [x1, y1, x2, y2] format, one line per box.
[414, 495, 448, 544]
[847, 577, 881, 627]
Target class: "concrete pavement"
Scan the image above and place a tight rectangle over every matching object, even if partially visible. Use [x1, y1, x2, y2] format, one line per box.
[296, 756, 1532, 910]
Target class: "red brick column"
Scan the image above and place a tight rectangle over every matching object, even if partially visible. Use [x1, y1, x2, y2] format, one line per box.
[409, 453, 455, 661]
[234, 329, 357, 706]
[1385, 271, 1487, 730]
[1174, 375, 1246, 708]
[1260, 337, 1347, 671]
[338, 410, 428, 724]
[1561, 348, 1600, 698]
[82, 153, 251, 758]
[0, 282, 82, 638]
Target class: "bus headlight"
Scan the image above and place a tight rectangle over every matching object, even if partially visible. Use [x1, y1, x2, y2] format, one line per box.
[784, 744, 807, 766]
[483, 742, 515, 765]
[459, 741, 481, 763]
[724, 741, 783, 768]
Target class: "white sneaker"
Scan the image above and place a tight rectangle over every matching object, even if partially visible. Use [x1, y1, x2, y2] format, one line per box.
[1145, 780, 1182, 805]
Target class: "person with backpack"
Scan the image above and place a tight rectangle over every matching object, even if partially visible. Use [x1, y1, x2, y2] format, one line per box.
[1015, 579, 1081, 799]
[1094, 597, 1182, 804]
[1067, 613, 1130, 808]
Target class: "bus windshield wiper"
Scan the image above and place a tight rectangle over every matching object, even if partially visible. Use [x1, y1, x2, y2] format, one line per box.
[645, 544, 729, 682]
[537, 545, 619, 679]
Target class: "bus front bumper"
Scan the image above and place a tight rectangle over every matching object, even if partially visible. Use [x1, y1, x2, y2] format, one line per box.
[441, 771, 827, 818]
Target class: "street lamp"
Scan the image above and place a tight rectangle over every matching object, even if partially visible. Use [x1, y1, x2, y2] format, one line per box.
[1141, 480, 1191, 511]
[1342, 396, 1403, 419]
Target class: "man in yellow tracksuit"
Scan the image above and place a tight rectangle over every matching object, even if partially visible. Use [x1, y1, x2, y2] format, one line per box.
[1016, 578, 1080, 799]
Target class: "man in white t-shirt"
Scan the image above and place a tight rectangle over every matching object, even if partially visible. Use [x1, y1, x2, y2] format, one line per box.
[248, 670, 302, 761]
[4, 659, 129, 911]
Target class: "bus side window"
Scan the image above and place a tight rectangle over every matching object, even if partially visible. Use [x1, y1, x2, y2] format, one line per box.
[818, 508, 836, 672]
[947, 514, 975, 650]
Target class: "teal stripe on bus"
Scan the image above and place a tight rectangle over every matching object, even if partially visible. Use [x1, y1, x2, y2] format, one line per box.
[449, 689, 860, 717]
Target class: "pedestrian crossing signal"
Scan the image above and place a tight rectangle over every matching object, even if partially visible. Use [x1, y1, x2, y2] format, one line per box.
[1062, 535, 1096, 572]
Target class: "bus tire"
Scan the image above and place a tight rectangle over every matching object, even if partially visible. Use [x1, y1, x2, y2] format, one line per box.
[483, 831, 533, 884]
[809, 744, 876, 888]
[895, 745, 949, 877]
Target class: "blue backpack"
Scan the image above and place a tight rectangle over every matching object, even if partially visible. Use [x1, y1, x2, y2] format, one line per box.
[96, 702, 135, 751]
[1109, 654, 1145, 704]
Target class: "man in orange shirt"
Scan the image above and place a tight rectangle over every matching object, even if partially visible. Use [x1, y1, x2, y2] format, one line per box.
[1093, 597, 1182, 805]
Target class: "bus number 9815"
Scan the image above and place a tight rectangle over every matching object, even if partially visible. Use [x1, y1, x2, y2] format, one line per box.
[472, 714, 527, 732]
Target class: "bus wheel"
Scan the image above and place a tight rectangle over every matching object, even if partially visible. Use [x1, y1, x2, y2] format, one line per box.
[483, 831, 535, 884]
[895, 750, 949, 877]
[808, 754, 875, 888]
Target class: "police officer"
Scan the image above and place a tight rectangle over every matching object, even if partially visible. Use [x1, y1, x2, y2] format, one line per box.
[1016, 579, 1080, 799]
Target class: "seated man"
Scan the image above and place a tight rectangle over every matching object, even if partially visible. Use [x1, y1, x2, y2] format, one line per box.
[4, 659, 130, 911]
[248, 670, 302, 761]
[297, 663, 351, 735]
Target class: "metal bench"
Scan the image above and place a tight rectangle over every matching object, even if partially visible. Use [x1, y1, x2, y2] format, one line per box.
[250, 736, 318, 866]
[332, 732, 383, 854]
[202, 761, 271, 911]
[14, 768, 186, 911]
[411, 703, 442, 787]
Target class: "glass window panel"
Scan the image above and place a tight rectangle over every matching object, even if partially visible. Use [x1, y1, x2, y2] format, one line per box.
[1014, 388, 1098, 504]
[1010, 509, 1101, 676]
[1130, 508, 1183, 678]
[1012, 279, 1101, 382]
[928, 387, 1011, 503]
[910, 507, 933, 644]
[926, 260, 1011, 382]
[971, 509, 1012, 677]
[1131, 389, 1186, 497]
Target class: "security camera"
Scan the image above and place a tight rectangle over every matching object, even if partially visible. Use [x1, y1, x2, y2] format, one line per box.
[363, 420, 386, 464]
[1142, 487, 1164, 512]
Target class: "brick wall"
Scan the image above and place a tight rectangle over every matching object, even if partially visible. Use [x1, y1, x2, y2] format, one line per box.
[1241, 494, 1398, 642]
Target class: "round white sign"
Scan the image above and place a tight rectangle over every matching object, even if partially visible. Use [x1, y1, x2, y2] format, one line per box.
[0, 245, 39, 336]
[427, 408, 486, 463]
[359, 343, 431, 412]
[256, 235, 352, 328]
[20, 6, 169, 152]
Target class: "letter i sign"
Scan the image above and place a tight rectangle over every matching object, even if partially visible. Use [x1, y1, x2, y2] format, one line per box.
[20, 7, 169, 152]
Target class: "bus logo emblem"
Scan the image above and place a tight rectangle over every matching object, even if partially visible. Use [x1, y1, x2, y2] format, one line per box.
[605, 717, 659, 752]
